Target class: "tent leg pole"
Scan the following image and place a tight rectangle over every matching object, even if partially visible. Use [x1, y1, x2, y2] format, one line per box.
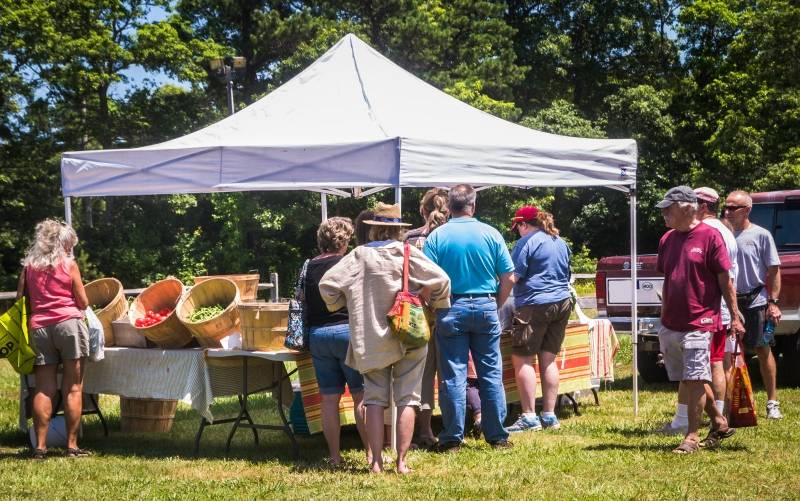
[630, 186, 639, 417]
[321, 193, 328, 221]
[65, 197, 73, 226]
[395, 187, 401, 211]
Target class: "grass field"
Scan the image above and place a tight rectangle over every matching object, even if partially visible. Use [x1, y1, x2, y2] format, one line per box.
[1, 337, 799, 500]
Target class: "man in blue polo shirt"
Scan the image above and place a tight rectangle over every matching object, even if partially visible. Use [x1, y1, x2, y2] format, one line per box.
[424, 184, 516, 451]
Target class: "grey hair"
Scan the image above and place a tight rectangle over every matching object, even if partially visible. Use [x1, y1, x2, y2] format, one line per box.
[677, 201, 699, 211]
[728, 190, 753, 207]
[448, 184, 476, 213]
[22, 219, 78, 270]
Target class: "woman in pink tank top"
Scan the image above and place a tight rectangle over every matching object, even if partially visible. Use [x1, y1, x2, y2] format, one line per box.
[16, 219, 90, 459]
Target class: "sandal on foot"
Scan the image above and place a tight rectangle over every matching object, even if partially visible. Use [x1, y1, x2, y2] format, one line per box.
[31, 448, 47, 460]
[699, 427, 736, 449]
[65, 447, 91, 458]
[671, 439, 699, 454]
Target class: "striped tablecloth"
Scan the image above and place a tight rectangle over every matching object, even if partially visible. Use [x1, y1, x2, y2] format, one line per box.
[501, 322, 593, 404]
[293, 322, 593, 434]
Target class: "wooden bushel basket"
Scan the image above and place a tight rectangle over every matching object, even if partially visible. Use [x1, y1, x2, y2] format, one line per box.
[194, 274, 259, 301]
[177, 278, 240, 348]
[120, 397, 178, 433]
[239, 302, 289, 351]
[129, 278, 193, 349]
[85, 277, 128, 347]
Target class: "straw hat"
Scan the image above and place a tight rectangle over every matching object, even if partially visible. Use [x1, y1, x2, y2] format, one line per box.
[362, 202, 411, 227]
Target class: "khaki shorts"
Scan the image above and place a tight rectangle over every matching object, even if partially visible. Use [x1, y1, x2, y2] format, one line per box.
[657, 327, 711, 382]
[362, 345, 427, 408]
[31, 317, 89, 365]
[511, 298, 572, 356]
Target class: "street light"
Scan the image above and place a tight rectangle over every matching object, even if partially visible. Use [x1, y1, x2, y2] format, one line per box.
[210, 56, 247, 116]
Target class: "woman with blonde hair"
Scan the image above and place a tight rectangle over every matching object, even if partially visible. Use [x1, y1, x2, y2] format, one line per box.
[304, 217, 368, 467]
[404, 188, 449, 447]
[16, 219, 90, 459]
[320, 202, 451, 474]
[506, 206, 572, 433]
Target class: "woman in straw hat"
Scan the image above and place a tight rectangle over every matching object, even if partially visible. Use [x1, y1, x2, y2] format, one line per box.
[319, 202, 451, 474]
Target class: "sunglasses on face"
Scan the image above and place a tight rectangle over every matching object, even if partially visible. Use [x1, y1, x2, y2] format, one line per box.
[723, 205, 747, 212]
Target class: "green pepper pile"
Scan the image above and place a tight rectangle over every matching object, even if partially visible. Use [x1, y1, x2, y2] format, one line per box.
[188, 304, 225, 322]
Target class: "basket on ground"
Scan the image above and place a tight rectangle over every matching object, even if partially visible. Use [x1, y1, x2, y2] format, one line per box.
[85, 277, 128, 347]
[177, 278, 240, 348]
[120, 397, 178, 432]
[194, 274, 259, 301]
[129, 277, 193, 349]
[239, 301, 289, 351]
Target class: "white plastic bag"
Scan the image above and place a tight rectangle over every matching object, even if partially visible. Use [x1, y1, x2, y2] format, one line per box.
[85, 308, 105, 362]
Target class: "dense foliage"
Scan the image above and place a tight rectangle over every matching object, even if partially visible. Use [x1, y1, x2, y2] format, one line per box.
[1, 0, 798, 293]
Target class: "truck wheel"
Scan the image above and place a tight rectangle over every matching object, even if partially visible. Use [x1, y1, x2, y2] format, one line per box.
[777, 332, 800, 387]
[636, 346, 669, 383]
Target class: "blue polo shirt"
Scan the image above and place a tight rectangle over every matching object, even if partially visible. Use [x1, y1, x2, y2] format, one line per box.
[423, 217, 514, 294]
[511, 230, 571, 307]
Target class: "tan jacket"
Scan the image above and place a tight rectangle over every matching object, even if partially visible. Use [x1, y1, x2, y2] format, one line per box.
[319, 241, 451, 373]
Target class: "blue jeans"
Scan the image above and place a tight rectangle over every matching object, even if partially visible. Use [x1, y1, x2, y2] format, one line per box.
[436, 297, 508, 443]
[309, 323, 364, 395]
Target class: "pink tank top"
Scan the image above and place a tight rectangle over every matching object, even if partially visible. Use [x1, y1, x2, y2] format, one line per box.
[25, 259, 84, 330]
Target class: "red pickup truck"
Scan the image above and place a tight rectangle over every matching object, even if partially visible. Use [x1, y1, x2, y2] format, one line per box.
[595, 189, 800, 385]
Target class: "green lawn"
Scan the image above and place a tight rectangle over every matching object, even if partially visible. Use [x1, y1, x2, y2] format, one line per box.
[1, 339, 799, 500]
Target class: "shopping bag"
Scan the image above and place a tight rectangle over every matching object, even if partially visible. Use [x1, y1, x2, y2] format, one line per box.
[0, 297, 36, 375]
[387, 242, 430, 348]
[726, 343, 758, 428]
[284, 259, 310, 351]
[85, 308, 105, 362]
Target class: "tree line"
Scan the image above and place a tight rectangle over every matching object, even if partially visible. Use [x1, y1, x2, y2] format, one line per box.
[1, 0, 798, 293]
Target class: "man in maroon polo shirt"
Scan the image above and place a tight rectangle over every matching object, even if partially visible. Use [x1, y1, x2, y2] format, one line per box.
[655, 186, 744, 453]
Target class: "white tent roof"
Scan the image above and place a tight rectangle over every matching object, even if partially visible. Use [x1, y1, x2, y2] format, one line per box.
[61, 34, 637, 197]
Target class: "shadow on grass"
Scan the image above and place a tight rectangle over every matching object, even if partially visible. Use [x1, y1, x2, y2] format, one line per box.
[602, 375, 678, 393]
[584, 442, 750, 452]
[2, 393, 338, 466]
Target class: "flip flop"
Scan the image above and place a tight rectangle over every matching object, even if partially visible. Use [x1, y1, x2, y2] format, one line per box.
[64, 447, 91, 458]
[31, 448, 47, 460]
[699, 427, 736, 449]
[671, 439, 700, 454]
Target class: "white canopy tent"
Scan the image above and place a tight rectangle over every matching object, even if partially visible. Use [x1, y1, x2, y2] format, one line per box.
[60, 33, 642, 414]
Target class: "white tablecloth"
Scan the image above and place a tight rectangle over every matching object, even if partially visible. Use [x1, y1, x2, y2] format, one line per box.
[20, 347, 301, 428]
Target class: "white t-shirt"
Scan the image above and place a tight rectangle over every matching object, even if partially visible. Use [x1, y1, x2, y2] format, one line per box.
[702, 218, 738, 325]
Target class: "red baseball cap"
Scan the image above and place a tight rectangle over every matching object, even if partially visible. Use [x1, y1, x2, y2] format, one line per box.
[511, 206, 539, 230]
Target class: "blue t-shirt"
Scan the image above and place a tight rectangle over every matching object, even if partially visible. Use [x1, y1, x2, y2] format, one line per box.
[423, 217, 514, 294]
[511, 230, 572, 307]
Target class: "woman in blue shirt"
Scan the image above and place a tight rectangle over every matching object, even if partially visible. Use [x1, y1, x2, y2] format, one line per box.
[506, 206, 572, 433]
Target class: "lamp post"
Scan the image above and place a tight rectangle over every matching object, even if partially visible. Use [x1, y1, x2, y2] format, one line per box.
[209, 56, 247, 116]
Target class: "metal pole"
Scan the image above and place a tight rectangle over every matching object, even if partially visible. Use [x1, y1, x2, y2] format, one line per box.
[395, 187, 401, 211]
[321, 193, 328, 221]
[65, 197, 72, 226]
[630, 185, 639, 417]
[226, 66, 235, 116]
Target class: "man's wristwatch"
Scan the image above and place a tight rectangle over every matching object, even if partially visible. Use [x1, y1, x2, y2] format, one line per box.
[768, 298, 779, 305]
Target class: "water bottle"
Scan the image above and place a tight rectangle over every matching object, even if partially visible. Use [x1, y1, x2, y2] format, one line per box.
[764, 319, 775, 336]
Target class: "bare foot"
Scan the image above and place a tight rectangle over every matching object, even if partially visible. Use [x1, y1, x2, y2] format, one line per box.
[396, 460, 412, 475]
[370, 462, 385, 474]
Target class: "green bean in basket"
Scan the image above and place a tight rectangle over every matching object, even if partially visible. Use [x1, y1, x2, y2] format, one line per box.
[188, 304, 225, 322]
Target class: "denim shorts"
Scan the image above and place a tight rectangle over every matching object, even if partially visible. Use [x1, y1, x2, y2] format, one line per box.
[741, 306, 774, 348]
[309, 322, 364, 395]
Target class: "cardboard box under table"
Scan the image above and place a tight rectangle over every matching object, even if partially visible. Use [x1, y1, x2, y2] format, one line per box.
[76, 347, 298, 456]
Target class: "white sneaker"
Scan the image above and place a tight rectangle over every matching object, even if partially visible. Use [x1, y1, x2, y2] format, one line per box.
[766, 400, 783, 420]
[656, 421, 688, 436]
